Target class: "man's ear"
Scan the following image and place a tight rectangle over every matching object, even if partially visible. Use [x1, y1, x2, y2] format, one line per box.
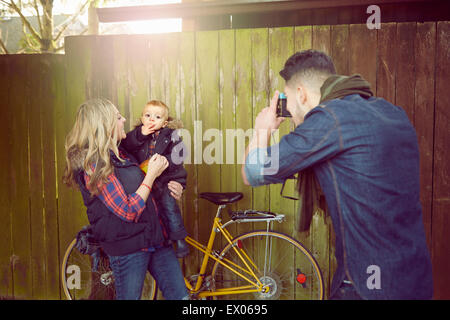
[297, 85, 308, 105]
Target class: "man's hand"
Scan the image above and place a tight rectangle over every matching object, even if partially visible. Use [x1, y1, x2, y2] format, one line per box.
[254, 91, 285, 133]
[242, 91, 285, 185]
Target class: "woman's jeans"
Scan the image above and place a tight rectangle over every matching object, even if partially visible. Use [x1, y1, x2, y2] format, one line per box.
[108, 246, 189, 300]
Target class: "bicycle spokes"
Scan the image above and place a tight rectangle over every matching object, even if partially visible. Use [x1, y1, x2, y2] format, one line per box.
[211, 231, 324, 300]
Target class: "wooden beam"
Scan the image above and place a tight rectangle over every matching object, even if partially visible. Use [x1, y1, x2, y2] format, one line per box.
[96, 0, 431, 23]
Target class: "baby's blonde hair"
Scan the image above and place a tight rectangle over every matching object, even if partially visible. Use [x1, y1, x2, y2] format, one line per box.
[136, 100, 173, 127]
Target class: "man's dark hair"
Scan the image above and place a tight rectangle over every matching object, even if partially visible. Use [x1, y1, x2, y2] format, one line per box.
[280, 49, 336, 83]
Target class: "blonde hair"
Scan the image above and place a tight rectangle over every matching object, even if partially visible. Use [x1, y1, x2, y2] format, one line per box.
[63, 98, 123, 196]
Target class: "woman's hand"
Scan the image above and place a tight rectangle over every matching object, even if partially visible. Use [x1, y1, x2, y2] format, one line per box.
[136, 154, 168, 201]
[168, 181, 183, 201]
[146, 153, 169, 179]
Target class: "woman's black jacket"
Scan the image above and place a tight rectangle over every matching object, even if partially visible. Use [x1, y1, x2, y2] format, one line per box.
[75, 150, 167, 256]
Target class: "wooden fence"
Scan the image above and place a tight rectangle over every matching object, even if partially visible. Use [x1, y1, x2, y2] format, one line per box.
[0, 21, 449, 299]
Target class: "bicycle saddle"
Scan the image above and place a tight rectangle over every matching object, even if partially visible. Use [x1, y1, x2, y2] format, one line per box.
[199, 192, 243, 205]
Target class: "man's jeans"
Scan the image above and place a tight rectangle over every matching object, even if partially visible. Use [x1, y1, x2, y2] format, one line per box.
[329, 281, 362, 300]
[108, 247, 189, 300]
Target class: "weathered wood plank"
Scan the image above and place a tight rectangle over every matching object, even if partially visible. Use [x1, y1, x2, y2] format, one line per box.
[219, 29, 236, 193]
[328, 24, 350, 292]
[268, 26, 295, 235]
[348, 24, 377, 96]
[414, 22, 435, 254]
[9, 55, 32, 298]
[376, 23, 397, 102]
[219, 29, 238, 249]
[179, 31, 199, 277]
[395, 22, 416, 125]
[330, 24, 349, 75]
[432, 21, 450, 300]
[28, 54, 47, 299]
[0, 55, 14, 298]
[312, 25, 331, 56]
[195, 30, 221, 265]
[112, 35, 129, 128]
[234, 28, 253, 238]
[59, 37, 93, 298]
[44, 54, 65, 299]
[149, 34, 165, 102]
[162, 33, 181, 120]
[91, 36, 116, 101]
[127, 35, 151, 125]
[251, 28, 270, 213]
[268, 26, 295, 299]
[293, 25, 316, 300]
[311, 25, 332, 299]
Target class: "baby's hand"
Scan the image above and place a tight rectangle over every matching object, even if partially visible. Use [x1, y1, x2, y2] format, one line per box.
[141, 124, 155, 136]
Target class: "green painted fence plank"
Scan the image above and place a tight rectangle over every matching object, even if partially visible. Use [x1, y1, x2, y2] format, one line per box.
[9, 55, 32, 299]
[195, 30, 221, 259]
[179, 31, 199, 277]
[0, 55, 14, 298]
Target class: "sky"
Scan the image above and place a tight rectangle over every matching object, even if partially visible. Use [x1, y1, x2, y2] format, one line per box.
[57, 0, 182, 34]
[1, 0, 182, 34]
[53, 0, 181, 15]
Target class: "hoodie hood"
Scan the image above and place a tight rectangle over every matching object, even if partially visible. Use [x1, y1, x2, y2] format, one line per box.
[67, 147, 89, 171]
[166, 118, 183, 130]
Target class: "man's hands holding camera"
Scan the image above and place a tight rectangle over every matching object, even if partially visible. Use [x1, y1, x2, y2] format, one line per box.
[254, 91, 286, 135]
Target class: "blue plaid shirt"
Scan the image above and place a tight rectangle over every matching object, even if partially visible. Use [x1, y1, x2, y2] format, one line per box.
[84, 162, 146, 223]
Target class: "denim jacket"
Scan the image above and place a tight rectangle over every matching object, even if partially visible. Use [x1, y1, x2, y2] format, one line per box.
[245, 94, 433, 299]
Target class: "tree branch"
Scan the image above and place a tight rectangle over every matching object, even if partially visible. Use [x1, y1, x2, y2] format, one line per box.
[7, 0, 42, 44]
[39, 0, 51, 27]
[20, 22, 39, 52]
[53, 0, 91, 41]
[79, 26, 89, 35]
[0, 28, 9, 54]
[0, 38, 9, 54]
[32, 0, 42, 34]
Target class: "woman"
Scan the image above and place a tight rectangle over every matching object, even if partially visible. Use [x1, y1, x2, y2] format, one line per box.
[63, 98, 189, 300]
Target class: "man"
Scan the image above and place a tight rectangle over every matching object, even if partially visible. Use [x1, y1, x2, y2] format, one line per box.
[242, 50, 433, 299]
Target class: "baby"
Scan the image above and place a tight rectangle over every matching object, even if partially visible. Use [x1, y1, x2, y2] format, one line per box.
[121, 100, 189, 258]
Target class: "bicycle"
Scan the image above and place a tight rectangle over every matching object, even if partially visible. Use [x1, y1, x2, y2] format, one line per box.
[61, 192, 324, 300]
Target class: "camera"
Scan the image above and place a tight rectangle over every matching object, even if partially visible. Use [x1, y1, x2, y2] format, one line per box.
[277, 92, 291, 117]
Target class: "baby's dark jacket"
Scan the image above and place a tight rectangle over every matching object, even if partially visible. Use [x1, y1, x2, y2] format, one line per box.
[121, 120, 187, 189]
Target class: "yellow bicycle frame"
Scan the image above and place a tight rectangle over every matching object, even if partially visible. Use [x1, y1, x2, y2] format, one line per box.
[183, 210, 270, 299]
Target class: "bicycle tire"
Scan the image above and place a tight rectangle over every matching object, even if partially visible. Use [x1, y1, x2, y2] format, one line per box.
[61, 238, 158, 300]
[211, 230, 324, 300]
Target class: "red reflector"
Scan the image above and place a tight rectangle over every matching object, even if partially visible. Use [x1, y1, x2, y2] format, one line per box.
[237, 240, 243, 249]
[297, 273, 306, 284]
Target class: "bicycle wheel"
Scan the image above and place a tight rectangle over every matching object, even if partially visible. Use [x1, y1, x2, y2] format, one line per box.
[211, 230, 324, 300]
[61, 238, 158, 300]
